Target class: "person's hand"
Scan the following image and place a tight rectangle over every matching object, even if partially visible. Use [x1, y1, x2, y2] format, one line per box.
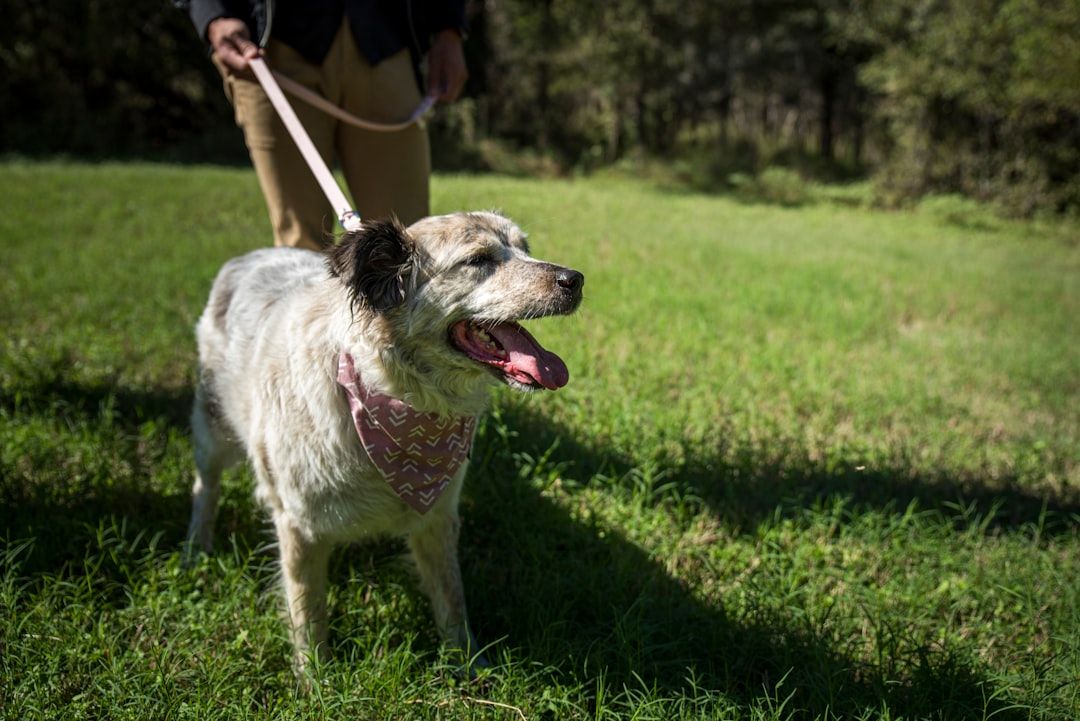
[208, 17, 260, 78]
[427, 29, 468, 103]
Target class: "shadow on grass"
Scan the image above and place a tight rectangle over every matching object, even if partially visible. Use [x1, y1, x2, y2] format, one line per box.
[458, 403, 1054, 718]
[465, 474, 1022, 720]
[0, 377, 1050, 718]
[495, 402, 1080, 539]
[0, 378, 261, 574]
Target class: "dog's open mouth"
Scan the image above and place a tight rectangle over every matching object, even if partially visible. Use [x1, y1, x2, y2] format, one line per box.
[449, 320, 569, 390]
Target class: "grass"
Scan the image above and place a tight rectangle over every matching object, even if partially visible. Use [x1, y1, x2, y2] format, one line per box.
[1, 160, 1078, 720]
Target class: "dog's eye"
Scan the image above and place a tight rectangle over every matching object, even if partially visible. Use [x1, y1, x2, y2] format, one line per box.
[466, 254, 496, 268]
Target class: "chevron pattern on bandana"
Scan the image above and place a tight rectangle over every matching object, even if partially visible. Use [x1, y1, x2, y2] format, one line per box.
[337, 353, 476, 513]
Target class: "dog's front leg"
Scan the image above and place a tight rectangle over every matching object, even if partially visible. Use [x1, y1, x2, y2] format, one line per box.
[275, 514, 333, 672]
[408, 510, 489, 672]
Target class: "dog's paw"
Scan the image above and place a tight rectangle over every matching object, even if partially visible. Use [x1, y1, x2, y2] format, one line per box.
[465, 652, 493, 680]
[291, 646, 330, 694]
[445, 647, 493, 683]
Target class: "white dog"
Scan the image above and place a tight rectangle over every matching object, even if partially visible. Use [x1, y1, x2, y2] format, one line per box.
[185, 212, 584, 671]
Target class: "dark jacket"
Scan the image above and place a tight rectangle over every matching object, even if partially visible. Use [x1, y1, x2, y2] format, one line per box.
[175, 0, 465, 67]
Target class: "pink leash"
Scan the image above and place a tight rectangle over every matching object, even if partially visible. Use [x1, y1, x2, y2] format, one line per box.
[248, 56, 436, 232]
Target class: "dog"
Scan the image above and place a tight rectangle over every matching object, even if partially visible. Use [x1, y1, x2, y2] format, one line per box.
[185, 211, 584, 672]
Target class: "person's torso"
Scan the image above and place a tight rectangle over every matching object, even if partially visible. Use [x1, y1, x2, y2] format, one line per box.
[271, 0, 412, 66]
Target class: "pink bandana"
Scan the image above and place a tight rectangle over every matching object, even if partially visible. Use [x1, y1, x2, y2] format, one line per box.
[336, 353, 476, 513]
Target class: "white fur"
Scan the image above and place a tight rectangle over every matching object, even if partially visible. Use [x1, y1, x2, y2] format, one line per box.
[185, 212, 582, 674]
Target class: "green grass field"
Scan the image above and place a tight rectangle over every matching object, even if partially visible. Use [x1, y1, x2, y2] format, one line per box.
[1, 161, 1078, 720]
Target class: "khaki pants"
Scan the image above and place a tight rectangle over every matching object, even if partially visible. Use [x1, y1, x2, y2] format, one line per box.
[218, 21, 430, 250]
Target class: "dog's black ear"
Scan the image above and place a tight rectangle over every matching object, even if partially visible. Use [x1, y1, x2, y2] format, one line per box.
[327, 218, 414, 313]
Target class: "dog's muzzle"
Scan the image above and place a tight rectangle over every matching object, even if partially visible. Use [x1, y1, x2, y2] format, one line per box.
[448, 265, 584, 391]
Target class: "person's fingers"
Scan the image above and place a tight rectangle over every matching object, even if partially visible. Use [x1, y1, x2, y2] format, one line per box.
[445, 64, 468, 102]
[208, 17, 259, 77]
[431, 61, 465, 102]
[216, 34, 262, 78]
[428, 77, 445, 102]
[235, 34, 260, 60]
[221, 47, 249, 74]
[428, 31, 467, 103]
[431, 56, 467, 102]
[426, 61, 446, 100]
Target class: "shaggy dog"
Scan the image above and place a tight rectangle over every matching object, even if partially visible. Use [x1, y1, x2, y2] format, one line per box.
[185, 212, 583, 672]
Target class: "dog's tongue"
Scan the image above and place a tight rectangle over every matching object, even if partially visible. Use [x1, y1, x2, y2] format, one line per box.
[488, 323, 569, 390]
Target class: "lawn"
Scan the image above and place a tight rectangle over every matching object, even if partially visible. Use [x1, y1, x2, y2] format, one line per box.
[1, 160, 1078, 720]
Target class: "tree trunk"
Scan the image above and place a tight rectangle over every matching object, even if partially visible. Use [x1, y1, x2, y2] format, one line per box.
[820, 67, 836, 161]
[535, 0, 554, 151]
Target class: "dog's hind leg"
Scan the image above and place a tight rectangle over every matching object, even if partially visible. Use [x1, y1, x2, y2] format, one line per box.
[186, 379, 239, 554]
[408, 509, 489, 672]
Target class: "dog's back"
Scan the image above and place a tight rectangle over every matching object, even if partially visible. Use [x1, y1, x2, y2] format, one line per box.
[197, 248, 325, 370]
[196, 248, 332, 427]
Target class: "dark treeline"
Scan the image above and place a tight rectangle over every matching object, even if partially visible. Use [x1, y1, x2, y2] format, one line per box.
[2, 0, 1078, 214]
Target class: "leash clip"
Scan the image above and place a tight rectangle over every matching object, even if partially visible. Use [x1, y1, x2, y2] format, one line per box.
[340, 210, 363, 232]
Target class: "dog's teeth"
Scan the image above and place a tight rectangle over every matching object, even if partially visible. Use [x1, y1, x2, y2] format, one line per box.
[468, 323, 505, 357]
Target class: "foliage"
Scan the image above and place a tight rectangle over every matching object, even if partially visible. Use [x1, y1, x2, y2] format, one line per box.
[731, 166, 810, 206]
[1, 1, 1079, 213]
[2, 161, 1079, 718]
[467, 0, 870, 167]
[848, 0, 1080, 214]
[463, 0, 1080, 214]
[0, 1, 227, 156]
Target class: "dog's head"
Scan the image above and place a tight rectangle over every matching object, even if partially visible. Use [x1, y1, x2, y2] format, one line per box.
[328, 212, 583, 400]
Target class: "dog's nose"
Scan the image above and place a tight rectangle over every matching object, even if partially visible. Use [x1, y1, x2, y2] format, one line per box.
[555, 269, 584, 294]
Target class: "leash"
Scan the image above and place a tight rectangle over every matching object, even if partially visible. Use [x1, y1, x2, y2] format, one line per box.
[248, 56, 436, 232]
